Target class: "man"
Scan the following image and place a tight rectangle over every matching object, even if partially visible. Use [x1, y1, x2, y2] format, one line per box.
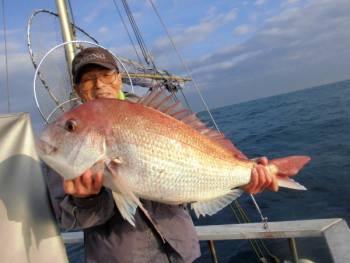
[46, 47, 277, 263]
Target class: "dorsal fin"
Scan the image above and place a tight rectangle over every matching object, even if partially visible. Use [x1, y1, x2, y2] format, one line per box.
[138, 90, 246, 158]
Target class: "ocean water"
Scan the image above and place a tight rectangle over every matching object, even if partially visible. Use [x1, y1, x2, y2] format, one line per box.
[194, 79, 350, 262]
[67, 79, 350, 262]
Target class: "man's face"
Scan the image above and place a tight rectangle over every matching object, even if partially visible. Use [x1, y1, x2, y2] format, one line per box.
[75, 65, 122, 101]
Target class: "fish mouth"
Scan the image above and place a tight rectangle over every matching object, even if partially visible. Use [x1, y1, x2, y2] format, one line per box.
[36, 138, 58, 155]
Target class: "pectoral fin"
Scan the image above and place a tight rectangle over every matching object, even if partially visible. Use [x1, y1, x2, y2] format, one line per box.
[103, 164, 141, 226]
[104, 164, 166, 242]
[110, 191, 138, 226]
[191, 189, 243, 218]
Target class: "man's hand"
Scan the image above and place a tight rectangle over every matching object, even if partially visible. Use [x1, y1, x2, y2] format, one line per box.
[242, 157, 279, 194]
[63, 170, 104, 198]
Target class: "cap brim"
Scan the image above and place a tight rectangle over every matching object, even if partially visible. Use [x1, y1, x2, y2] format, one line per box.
[74, 62, 117, 84]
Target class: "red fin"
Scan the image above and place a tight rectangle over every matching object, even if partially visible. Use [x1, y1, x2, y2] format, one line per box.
[138, 90, 246, 158]
[270, 156, 311, 177]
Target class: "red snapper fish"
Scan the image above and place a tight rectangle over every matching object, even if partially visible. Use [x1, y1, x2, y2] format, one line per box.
[37, 90, 310, 226]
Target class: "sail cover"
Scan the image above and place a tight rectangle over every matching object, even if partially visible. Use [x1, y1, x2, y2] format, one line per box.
[0, 113, 68, 262]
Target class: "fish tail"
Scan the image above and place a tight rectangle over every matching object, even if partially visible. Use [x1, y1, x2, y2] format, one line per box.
[269, 155, 311, 190]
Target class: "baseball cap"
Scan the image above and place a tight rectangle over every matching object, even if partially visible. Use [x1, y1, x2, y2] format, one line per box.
[72, 47, 119, 84]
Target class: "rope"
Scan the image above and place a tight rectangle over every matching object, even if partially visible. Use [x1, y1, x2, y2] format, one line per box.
[1, 0, 10, 112]
[111, 0, 143, 65]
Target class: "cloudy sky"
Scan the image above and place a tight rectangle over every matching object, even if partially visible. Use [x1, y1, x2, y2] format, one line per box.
[1, 0, 350, 129]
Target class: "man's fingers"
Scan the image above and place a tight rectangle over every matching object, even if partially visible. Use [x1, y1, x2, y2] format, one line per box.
[62, 170, 104, 197]
[256, 166, 267, 193]
[93, 172, 103, 191]
[271, 175, 279, 192]
[247, 158, 280, 194]
[261, 166, 272, 188]
[257, 156, 268, 165]
[248, 167, 259, 193]
[74, 176, 83, 189]
[81, 171, 93, 188]
[63, 180, 75, 194]
[75, 176, 91, 196]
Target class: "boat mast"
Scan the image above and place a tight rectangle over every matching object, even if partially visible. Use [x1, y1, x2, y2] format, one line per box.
[55, 0, 76, 77]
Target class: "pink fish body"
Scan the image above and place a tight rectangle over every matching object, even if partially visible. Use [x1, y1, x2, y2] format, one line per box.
[37, 91, 310, 225]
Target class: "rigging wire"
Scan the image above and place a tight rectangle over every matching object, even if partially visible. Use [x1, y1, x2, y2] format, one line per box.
[1, 0, 10, 112]
[148, 0, 219, 131]
[111, 0, 143, 65]
[120, 0, 157, 69]
[161, 69, 193, 110]
[178, 86, 193, 111]
[113, 0, 192, 111]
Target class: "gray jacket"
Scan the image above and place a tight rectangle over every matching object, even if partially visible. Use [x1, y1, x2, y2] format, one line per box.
[45, 166, 201, 263]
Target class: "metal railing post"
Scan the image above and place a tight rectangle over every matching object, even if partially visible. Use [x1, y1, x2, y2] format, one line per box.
[208, 240, 219, 263]
[288, 238, 299, 263]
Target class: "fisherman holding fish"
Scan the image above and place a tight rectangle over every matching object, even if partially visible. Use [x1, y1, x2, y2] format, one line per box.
[41, 47, 308, 263]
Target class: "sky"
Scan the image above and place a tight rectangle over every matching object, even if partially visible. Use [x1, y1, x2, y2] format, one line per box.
[1, 0, 350, 130]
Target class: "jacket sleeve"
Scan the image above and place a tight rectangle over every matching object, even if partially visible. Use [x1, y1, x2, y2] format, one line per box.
[43, 164, 115, 230]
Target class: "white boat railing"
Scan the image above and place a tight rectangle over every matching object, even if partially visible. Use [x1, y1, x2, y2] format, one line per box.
[62, 218, 350, 263]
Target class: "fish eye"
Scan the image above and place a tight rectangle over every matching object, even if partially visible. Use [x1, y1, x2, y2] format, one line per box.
[64, 119, 77, 132]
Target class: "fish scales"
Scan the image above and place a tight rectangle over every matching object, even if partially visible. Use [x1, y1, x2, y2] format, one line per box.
[103, 101, 253, 203]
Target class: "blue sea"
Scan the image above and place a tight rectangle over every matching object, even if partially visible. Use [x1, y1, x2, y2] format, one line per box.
[67, 79, 350, 262]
